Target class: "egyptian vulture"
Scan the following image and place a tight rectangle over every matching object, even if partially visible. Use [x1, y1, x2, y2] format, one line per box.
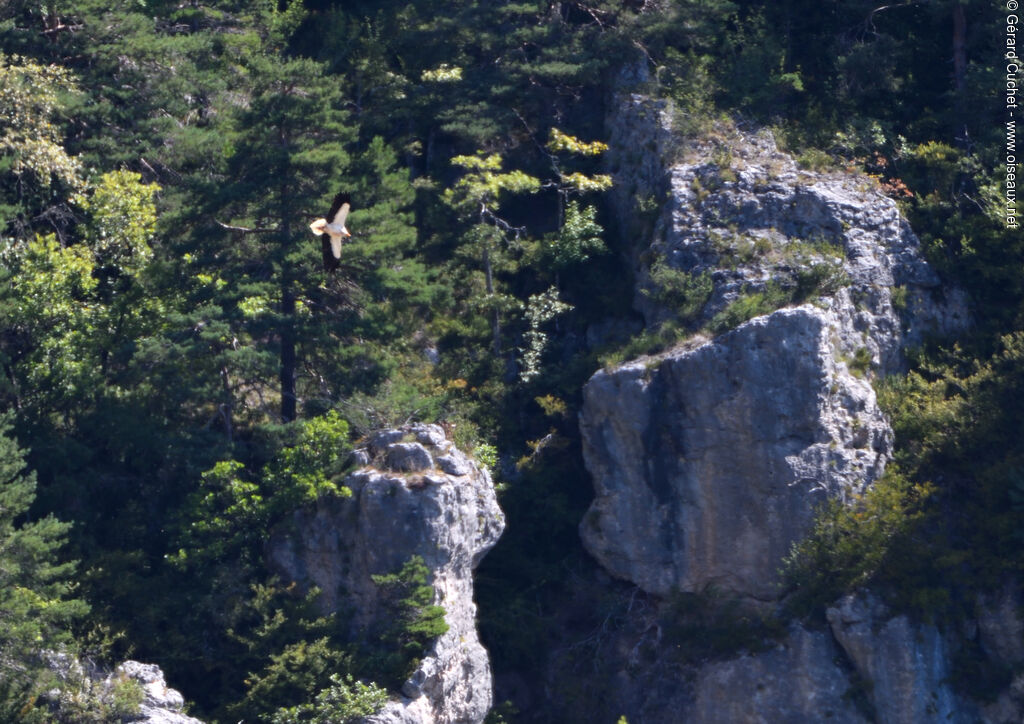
[309, 192, 351, 272]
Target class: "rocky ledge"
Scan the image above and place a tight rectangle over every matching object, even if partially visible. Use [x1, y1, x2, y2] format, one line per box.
[267, 423, 505, 724]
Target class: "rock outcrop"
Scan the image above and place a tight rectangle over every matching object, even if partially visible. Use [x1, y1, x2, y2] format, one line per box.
[46, 656, 201, 724]
[117, 661, 204, 724]
[683, 594, 981, 724]
[267, 424, 505, 724]
[583, 92, 967, 601]
[552, 73, 986, 723]
[580, 305, 892, 599]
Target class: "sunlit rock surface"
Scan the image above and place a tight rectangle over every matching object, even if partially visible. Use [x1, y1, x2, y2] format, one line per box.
[267, 424, 505, 724]
[584, 91, 966, 601]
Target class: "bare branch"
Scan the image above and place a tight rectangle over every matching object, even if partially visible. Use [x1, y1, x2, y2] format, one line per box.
[215, 220, 277, 234]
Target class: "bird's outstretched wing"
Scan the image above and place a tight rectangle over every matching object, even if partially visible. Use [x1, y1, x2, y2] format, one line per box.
[326, 193, 351, 227]
[321, 234, 340, 273]
[320, 192, 351, 273]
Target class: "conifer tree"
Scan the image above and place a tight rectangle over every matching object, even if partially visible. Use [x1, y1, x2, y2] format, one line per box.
[209, 4, 355, 422]
[0, 414, 86, 722]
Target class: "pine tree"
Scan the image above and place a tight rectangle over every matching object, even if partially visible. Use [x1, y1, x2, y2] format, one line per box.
[208, 5, 356, 423]
[0, 414, 87, 722]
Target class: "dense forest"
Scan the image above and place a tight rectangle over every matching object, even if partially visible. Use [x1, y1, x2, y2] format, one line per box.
[0, 0, 1019, 721]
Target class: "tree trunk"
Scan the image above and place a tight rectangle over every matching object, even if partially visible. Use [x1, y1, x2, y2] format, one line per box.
[279, 176, 297, 423]
[280, 284, 297, 422]
[952, 3, 966, 95]
[483, 243, 501, 354]
[952, 3, 968, 147]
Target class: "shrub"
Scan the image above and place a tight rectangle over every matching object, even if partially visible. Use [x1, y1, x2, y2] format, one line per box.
[368, 556, 449, 688]
[644, 260, 713, 324]
[794, 259, 848, 301]
[597, 321, 697, 369]
[781, 467, 933, 617]
[49, 670, 145, 723]
[270, 674, 388, 724]
[847, 347, 873, 378]
[797, 148, 833, 171]
[662, 588, 785, 663]
[708, 284, 790, 332]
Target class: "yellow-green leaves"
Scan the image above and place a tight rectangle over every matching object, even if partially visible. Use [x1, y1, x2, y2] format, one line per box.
[75, 170, 158, 274]
[174, 412, 354, 569]
[444, 153, 541, 215]
[0, 53, 82, 192]
[546, 127, 608, 156]
[421, 64, 463, 83]
[545, 128, 612, 194]
[559, 171, 612, 193]
[451, 154, 504, 172]
[265, 410, 353, 502]
[6, 234, 99, 407]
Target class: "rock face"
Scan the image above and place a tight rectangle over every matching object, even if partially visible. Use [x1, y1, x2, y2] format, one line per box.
[266, 424, 505, 724]
[46, 656, 202, 724]
[682, 595, 980, 724]
[581, 305, 892, 599]
[553, 75, 985, 724]
[825, 594, 973, 724]
[582, 93, 967, 601]
[689, 625, 866, 724]
[116, 661, 204, 724]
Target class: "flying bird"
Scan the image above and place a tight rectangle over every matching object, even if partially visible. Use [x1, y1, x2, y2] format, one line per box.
[309, 192, 351, 272]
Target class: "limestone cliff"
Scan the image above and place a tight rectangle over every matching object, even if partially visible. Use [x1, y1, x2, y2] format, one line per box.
[584, 92, 966, 601]
[558, 76, 1002, 722]
[266, 424, 505, 724]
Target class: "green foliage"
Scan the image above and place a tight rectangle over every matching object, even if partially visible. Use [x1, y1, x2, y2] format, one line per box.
[223, 581, 356, 724]
[796, 148, 833, 172]
[782, 468, 934, 617]
[444, 153, 542, 214]
[74, 171, 157, 275]
[340, 367, 451, 437]
[0, 415, 87, 722]
[643, 261, 712, 323]
[520, 287, 573, 383]
[539, 201, 607, 269]
[270, 674, 388, 724]
[662, 589, 785, 663]
[708, 284, 790, 333]
[597, 321, 695, 370]
[473, 442, 499, 473]
[0, 52, 83, 228]
[368, 556, 449, 689]
[864, 335, 1024, 615]
[846, 347, 873, 379]
[174, 411, 353, 569]
[47, 669, 145, 724]
[0, 0, 1017, 718]
[793, 259, 848, 302]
